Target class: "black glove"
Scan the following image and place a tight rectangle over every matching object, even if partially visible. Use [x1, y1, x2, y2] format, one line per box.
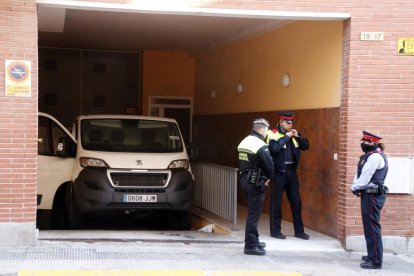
[352, 190, 360, 197]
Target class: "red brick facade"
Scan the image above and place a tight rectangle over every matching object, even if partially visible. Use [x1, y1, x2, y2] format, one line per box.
[1, 0, 413, 247]
[0, 0, 38, 228]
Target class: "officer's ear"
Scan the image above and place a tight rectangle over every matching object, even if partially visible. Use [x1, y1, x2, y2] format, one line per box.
[262, 128, 268, 138]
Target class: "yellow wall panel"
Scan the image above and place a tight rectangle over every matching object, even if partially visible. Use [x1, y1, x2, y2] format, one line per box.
[142, 51, 195, 115]
[194, 21, 343, 115]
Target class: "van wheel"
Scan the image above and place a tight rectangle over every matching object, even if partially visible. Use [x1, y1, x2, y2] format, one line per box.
[171, 211, 192, 230]
[50, 185, 67, 229]
[51, 205, 66, 229]
[65, 183, 83, 229]
[37, 209, 53, 230]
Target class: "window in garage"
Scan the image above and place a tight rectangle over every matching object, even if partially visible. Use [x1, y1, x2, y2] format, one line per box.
[39, 48, 141, 127]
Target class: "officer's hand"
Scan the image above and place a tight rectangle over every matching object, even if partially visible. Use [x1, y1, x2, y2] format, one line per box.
[352, 190, 360, 197]
[291, 129, 299, 137]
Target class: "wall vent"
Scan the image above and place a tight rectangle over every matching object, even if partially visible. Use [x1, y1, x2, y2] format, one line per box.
[94, 95, 106, 107]
[93, 62, 106, 73]
[43, 59, 57, 71]
[44, 93, 58, 106]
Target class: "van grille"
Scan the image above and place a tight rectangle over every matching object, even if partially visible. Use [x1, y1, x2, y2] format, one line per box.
[114, 188, 165, 193]
[108, 202, 171, 209]
[110, 172, 169, 187]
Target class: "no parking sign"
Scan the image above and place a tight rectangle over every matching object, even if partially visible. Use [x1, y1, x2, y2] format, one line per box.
[5, 60, 31, 97]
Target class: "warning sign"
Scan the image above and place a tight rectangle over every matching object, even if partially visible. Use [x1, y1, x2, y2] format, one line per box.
[397, 38, 414, 56]
[5, 60, 31, 97]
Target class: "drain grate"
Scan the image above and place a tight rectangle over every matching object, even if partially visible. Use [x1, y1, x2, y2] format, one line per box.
[39, 238, 243, 244]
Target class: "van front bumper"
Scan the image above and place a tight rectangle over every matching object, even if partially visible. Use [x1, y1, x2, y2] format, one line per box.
[73, 167, 194, 215]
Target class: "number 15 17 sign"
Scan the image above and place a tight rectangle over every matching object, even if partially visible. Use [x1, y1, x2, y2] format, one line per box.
[360, 32, 384, 41]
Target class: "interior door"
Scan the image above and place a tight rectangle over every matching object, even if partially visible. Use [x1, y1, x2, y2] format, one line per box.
[164, 107, 191, 146]
[149, 97, 193, 147]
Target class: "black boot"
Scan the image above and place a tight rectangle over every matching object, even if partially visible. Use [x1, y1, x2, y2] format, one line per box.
[244, 246, 266, 256]
[257, 242, 266, 249]
[360, 261, 382, 269]
[270, 232, 286, 239]
[294, 233, 309, 240]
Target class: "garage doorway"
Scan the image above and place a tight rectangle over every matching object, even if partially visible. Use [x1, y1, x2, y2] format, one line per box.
[35, 1, 349, 236]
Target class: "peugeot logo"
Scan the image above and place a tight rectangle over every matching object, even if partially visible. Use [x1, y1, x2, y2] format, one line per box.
[136, 160, 143, 166]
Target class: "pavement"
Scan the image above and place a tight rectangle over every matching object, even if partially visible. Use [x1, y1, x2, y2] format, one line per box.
[0, 205, 413, 275]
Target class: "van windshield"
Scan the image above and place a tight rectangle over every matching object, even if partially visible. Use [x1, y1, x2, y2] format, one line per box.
[81, 118, 184, 153]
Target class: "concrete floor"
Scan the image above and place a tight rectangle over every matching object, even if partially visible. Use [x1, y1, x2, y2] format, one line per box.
[195, 204, 344, 252]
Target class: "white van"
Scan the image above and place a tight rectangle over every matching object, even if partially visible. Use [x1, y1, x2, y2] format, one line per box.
[37, 113, 195, 230]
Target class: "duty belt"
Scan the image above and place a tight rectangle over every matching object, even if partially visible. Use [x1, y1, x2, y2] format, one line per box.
[285, 163, 295, 170]
[363, 188, 379, 194]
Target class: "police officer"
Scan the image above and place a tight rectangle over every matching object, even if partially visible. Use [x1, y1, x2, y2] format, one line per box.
[238, 118, 274, 256]
[267, 111, 310, 240]
[351, 131, 388, 269]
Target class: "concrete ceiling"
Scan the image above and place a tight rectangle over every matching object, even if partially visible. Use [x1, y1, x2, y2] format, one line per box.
[37, 6, 292, 54]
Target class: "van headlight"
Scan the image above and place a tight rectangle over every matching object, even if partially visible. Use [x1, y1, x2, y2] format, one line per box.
[168, 159, 189, 169]
[79, 157, 109, 168]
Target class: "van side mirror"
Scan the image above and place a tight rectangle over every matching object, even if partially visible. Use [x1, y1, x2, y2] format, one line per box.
[56, 137, 76, 158]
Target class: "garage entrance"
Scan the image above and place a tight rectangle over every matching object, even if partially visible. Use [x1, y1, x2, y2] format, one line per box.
[36, 1, 350, 236]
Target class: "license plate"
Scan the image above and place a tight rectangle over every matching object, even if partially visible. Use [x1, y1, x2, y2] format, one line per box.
[123, 194, 157, 202]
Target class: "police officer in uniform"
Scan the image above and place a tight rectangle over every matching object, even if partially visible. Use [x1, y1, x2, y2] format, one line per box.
[267, 111, 310, 240]
[351, 131, 388, 269]
[238, 118, 274, 255]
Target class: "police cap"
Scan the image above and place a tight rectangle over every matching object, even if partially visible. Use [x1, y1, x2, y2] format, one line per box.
[278, 111, 294, 121]
[361, 130, 382, 143]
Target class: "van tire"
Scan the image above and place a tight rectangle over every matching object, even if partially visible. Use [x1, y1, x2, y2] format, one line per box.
[37, 209, 52, 230]
[50, 184, 68, 229]
[51, 204, 66, 229]
[66, 183, 83, 229]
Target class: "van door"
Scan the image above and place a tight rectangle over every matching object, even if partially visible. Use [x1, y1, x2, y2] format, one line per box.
[37, 113, 76, 211]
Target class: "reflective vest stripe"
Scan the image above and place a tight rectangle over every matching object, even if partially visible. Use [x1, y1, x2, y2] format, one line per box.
[266, 129, 298, 147]
[238, 135, 266, 154]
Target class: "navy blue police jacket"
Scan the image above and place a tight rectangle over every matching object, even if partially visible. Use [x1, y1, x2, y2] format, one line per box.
[267, 125, 309, 171]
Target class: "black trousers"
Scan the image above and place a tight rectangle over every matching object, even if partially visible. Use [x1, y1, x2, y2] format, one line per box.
[240, 176, 265, 249]
[270, 168, 304, 235]
[361, 192, 386, 265]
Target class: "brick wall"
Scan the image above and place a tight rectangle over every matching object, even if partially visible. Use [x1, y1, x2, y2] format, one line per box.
[336, 4, 414, 242]
[0, 0, 38, 227]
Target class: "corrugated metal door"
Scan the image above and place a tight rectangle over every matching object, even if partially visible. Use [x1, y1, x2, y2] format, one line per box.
[39, 48, 141, 127]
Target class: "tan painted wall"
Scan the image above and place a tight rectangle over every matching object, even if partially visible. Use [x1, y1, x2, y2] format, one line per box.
[142, 51, 195, 115]
[194, 21, 343, 115]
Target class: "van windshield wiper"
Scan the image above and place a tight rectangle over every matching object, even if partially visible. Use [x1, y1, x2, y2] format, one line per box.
[83, 143, 108, 150]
